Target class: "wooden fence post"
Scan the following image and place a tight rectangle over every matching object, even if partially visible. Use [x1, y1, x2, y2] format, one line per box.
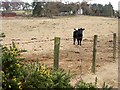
[54, 37, 60, 70]
[113, 33, 116, 60]
[92, 35, 97, 73]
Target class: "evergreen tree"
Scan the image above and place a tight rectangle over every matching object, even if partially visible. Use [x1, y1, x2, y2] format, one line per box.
[32, 2, 43, 16]
[103, 2, 114, 17]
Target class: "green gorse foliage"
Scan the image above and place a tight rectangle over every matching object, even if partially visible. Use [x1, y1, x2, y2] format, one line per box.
[75, 80, 96, 90]
[23, 62, 53, 89]
[75, 78, 113, 90]
[51, 69, 72, 88]
[2, 42, 24, 90]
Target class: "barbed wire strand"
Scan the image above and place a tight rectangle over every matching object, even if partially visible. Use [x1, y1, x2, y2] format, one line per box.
[3, 33, 115, 46]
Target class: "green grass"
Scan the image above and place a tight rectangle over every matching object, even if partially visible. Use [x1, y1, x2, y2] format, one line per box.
[12, 10, 25, 15]
[12, 10, 32, 15]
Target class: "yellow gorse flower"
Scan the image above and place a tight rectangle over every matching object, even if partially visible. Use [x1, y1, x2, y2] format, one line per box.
[17, 82, 22, 85]
[13, 77, 17, 82]
[9, 85, 11, 88]
[39, 65, 51, 77]
[16, 63, 20, 68]
[19, 85, 22, 90]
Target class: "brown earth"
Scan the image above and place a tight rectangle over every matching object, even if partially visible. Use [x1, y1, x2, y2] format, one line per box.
[1, 15, 118, 87]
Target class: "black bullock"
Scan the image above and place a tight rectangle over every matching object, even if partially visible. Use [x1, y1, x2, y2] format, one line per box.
[73, 28, 78, 45]
[73, 28, 85, 46]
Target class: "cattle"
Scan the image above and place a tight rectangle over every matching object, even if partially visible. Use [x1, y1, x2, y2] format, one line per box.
[73, 28, 78, 45]
[73, 28, 85, 46]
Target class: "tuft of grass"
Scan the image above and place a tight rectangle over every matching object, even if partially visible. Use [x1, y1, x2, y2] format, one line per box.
[0, 33, 5, 38]
[20, 49, 27, 53]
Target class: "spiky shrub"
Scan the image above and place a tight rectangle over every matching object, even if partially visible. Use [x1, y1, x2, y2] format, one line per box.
[75, 80, 96, 90]
[23, 62, 53, 89]
[2, 42, 24, 90]
[23, 63, 73, 89]
[50, 69, 73, 89]
[2, 42, 53, 89]
[75, 79, 113, 90]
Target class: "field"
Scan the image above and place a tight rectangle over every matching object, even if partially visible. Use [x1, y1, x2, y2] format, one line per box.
[2, 15, 118, 87]
[12, 10, 32, 16]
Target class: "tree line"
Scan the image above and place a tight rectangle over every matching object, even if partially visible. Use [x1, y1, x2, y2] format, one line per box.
[0, 1, 119, 18]
[32, 2, 79, 17]
[33, 2, 119, 17]
[32, 1, 116, 17]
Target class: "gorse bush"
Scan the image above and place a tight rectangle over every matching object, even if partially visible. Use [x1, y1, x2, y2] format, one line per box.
[75, 80, 96, 90]
[23, 62, 53, 89]
[2, 42, 24, 90]
[75, 79, 113, 90]
[1, 42, 113, 90]
[51, 69, 72, 88]
[23, 63, 73, 89]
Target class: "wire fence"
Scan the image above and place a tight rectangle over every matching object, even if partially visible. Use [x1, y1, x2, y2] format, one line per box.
[2, 33, 116, 46]
[0, 33, 116, 80]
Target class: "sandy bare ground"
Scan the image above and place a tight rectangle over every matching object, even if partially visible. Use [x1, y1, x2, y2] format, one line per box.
[1, 15, 118, 87]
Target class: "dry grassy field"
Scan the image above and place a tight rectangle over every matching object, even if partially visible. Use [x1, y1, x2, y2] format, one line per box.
[2, 15, 118, 87]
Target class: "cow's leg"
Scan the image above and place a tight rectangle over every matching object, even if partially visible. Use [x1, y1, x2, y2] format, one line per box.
[80, 40, 81, 46]
[73, 37, 76, 45]
[80, 36, 83, 46]
[77, 39, 79, 45]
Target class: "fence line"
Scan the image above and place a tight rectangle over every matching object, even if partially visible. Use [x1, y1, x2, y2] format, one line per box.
[1, 33, 117, 76]
[3, 33, 114, 46]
